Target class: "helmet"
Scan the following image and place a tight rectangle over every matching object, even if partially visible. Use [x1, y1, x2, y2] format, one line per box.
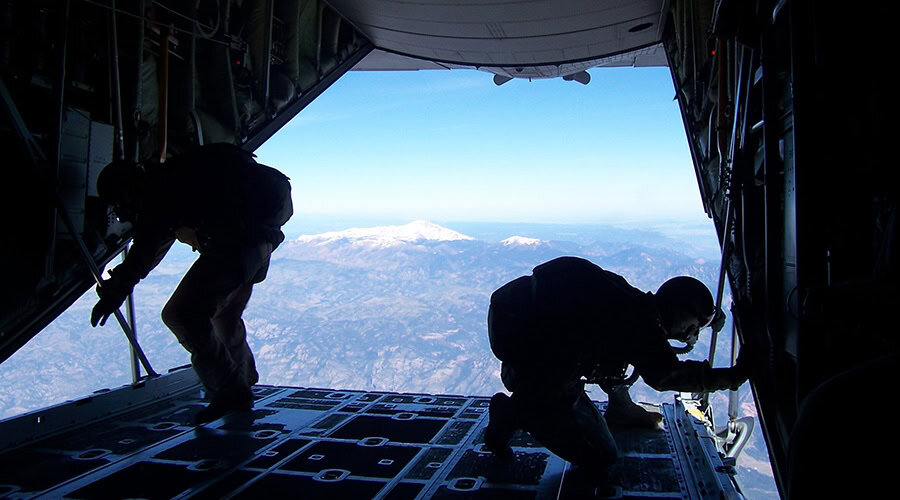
[656, 276, 715, 321]
[97, 159, 145, 222]
[656, 276, 716, 348]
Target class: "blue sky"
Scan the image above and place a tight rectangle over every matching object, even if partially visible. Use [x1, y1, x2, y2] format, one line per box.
[255, 66, 707, 231]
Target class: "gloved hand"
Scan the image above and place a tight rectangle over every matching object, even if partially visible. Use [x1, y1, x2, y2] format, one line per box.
[723, 340, 758, 390]
[709, 307, 726, 333]
[734, 340, 756, 376]
[90, 269, 132, 327]
[91, 286, 126, 327]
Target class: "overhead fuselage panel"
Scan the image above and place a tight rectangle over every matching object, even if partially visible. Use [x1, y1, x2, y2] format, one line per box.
[328, 0, 667, 79]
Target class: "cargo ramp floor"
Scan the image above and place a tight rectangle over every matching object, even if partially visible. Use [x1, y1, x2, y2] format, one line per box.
[0, 367, 742, 499]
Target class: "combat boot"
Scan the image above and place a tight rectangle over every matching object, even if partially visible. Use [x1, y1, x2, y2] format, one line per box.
[194, 385, 254, 425]
[603, 385, 662, 428]
[484, 392, 517, 459]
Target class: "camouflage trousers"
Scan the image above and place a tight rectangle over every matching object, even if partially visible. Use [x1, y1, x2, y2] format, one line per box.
[161, 241, 270, 399]
[488, 297, 617, 468]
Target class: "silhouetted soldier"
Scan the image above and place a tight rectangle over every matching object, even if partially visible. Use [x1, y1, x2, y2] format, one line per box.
[91, 143, 292, 424]
[484, 256, 750, 471]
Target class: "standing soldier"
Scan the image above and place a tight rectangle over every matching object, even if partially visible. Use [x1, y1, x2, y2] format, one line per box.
[91, 143, 292, 424]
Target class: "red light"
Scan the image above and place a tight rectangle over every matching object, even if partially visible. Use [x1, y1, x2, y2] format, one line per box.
[235, 60, 241, 65]
[711, 50, 716, 56]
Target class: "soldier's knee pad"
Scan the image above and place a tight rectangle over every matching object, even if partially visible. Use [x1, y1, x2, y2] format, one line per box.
[161, 301, 201, 351]
[160, 301, 178, 330]
[161, 299, 190, 330]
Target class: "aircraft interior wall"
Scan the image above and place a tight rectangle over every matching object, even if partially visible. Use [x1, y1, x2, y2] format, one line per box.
[665, 1, 899, 496]
[0, 0, 372, 365]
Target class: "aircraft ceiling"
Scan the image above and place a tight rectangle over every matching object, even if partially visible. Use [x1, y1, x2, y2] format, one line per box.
[329, 0, 668, 79]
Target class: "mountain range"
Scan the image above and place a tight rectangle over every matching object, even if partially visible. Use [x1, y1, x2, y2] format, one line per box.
[0, 220, 775, 497]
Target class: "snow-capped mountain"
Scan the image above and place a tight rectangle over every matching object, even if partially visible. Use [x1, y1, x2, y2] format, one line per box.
[295, 220, 474, 248]
[500, 235, 544, 246]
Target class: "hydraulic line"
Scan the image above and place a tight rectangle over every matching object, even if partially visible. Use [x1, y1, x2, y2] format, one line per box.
[728, 321, 740, 420]
[157, 26, 171, 163]
[108, 0, 145, 382]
